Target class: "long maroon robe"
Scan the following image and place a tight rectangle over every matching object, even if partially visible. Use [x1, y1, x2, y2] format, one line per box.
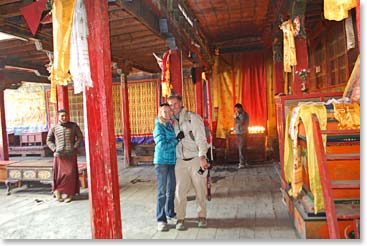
[52, 155, 80, 195]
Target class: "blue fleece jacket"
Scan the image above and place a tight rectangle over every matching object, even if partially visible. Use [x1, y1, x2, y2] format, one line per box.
[153, 118, 178, 165]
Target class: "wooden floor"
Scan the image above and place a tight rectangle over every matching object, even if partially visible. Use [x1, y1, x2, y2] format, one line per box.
[0, 158, 299, 239]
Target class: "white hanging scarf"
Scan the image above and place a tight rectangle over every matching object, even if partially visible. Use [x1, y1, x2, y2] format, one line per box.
[70, 0, 93, 94]
[345, 13, 355, 50]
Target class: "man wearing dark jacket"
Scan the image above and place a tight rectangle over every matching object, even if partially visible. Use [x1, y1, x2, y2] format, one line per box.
[234, 103, 250, 169]
[47, 109, 83, 203]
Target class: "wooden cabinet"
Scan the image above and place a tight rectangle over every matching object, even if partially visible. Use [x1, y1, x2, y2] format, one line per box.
[20, 132, 47, 146]
[8, 132, 51, 157]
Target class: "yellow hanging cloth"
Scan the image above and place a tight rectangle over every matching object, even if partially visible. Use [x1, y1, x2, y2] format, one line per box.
[298, 104, 327, 214]
[280, 20, 297, 73]
[215, 71, 233, 138]
[284, 104, 327, 214]
[333, 102, 360, 130]
[284, 106, 297, 184]
[324, 0, 357, 21]
[50, 0, 76, 103]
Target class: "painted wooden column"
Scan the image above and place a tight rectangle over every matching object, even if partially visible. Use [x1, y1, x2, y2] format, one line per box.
[0, 89, 9, 161]
[195, 67, 204, 117]
[356, 1, 360, 50]
[292, 1, 309, 95]
[56, 85, 69, 113]
[293, 37, 309, 95]
[273, 39, 285, 94]
[205, 73, 213, 134]
[169, 49, 182, 96]
[120, 73, 131, 167]
[84, 0, 122, 239]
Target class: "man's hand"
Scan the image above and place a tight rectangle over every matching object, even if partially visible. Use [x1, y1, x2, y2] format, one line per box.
[200, 157, 208, 170]
[176, 131, 185, 141]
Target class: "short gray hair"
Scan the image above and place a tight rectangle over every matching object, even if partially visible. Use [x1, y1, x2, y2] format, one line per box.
[167, 95, 182, 102]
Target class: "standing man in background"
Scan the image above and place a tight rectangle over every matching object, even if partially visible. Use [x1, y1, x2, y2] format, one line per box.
[234, 103, 250, 169]
[167, 95, 209, 231]
[47, 109, 83, 203]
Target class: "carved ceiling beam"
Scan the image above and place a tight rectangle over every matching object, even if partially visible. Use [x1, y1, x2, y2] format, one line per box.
[143, 0, 212, 68]
[0, 58, 49, 76]
[0, 69, 49, 84]
[0, 22, 53, 50]
[0, 0, 33, 18]
[174, 0, 213, 62]
[118, 0, 163, 37]
[215, 36, 264, 51]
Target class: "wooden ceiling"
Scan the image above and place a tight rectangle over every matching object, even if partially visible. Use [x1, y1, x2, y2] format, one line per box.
[183, 0, 271, 52]
[0, 0, 324, 89]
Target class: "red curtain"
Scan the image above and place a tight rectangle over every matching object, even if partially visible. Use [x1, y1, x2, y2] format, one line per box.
[239, 52, 267, 127]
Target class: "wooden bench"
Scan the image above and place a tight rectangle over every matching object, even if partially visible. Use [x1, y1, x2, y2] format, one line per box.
[9, 145, 53, 157]
[5, 160, 88, 194]
[0, 160, 19, 184]
[8, 132, 53, 157]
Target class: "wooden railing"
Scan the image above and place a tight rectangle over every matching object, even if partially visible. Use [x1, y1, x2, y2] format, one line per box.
[312, 114, 360, 239]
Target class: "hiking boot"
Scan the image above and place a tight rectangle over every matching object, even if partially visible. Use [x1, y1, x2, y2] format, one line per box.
[157, 222, 168, 232]
[54, 190, 64, 202]
[198, 217, 207, 228]
[176, 220, 185, 230]
[64, 195, 73, 203]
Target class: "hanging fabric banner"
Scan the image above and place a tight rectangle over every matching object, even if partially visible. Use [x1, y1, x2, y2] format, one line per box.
[324, 0, 357, 21]
[50, 0, 76, 103]
[70, 0, 93, 94]
[20, 0, 48, 36]
[280, 20, 297, 73]
[161, 51, 171, 97]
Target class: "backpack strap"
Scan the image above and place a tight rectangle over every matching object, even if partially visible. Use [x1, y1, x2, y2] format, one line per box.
[184, 111, 195, 141]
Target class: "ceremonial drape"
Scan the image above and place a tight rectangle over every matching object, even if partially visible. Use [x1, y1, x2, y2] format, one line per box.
[51, 0, 76, 103]
[236, 53, 267, 127]
[214, 52, 267, 139]
[284, 104, 327, 213]
[183, 77, 196, 112]
[127, 81, 157, 137]
[324, 0, 357, 21]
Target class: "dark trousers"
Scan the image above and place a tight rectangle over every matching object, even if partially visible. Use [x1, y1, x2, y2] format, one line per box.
[155, 164, 176, 222]
[236, 133, 248, 164]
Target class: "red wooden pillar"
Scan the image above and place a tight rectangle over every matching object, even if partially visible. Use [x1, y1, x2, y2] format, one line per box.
[120, 74, 131, 167]
[56, 85, 70, 113]
[273, 63, 284, 94]
[0, 89, 9, 161]
[84, 0, 122, 239]
[273, 39, 285, 94]
[169, 49, 182, 96]
[195, 68, 204, 117]
[205, 73, 213, 134]
[293, 37, 309, 95]
[356, 1, 360, 50]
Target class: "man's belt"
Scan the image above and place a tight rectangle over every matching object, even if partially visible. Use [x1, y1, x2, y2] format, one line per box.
[182, 157, 194, 161]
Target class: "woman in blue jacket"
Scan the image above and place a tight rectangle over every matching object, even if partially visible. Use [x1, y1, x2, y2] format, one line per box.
[153, 103, 179, 231]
